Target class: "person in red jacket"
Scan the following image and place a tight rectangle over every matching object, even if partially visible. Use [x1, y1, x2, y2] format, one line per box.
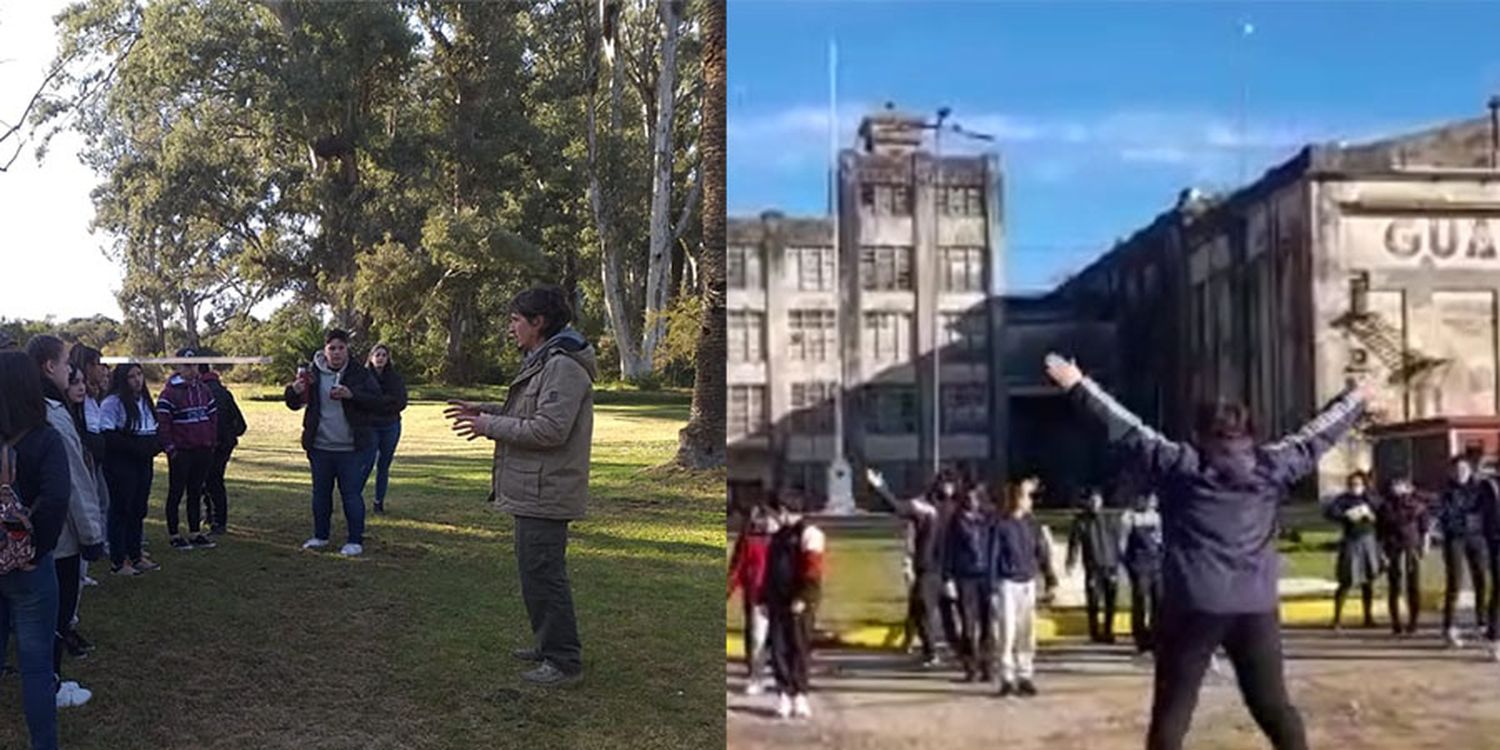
[764, 487, 825, 720]
[155, 348, 219, 550]
[728, 498, 778, 695]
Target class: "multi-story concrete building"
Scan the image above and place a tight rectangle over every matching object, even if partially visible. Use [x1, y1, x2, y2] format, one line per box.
[727, 110, 1005, 507]
[1053, 108, 1500, 498]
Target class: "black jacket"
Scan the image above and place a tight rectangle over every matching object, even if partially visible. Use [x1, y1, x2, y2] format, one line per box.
[203, 374, 247, 450]
[365, 365, 409, 426]
[943, 508, 993, 580]
[1067, 510, 1122, 573]
[1069, 377, 1365, 614]
[283, 355, 382, 453]
[8, 426, 71, 563]
[992, 514, 1058, 586]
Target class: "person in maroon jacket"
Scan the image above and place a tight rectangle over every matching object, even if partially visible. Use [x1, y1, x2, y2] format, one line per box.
[1375, 475, 1431, 636]
[156, 348, 219, 550]
[728, 500, 778, 695]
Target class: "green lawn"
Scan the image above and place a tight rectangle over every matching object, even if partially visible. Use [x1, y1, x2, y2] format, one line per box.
[3, 386, 724, 750]
[728, 508, 1453, 635]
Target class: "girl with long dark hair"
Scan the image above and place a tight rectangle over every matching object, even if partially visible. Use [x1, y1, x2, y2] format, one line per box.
[99, 363, 162, 576]
[363, 344, 407, 514]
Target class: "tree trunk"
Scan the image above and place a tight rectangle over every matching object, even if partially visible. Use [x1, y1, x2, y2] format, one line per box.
[586, 1, 647, 381]
[443, 292, 471, 385]
[639, 0, 679, 373]
[180, 294, 201, 349]
[676, 0, 725, 469]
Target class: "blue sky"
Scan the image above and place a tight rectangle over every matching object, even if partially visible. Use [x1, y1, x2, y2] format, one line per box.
[729, 1, 1500, 292]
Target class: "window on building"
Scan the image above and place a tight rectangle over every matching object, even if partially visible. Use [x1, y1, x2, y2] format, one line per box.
[862, 386, 918, 434]
[784, 461, 829, 502]
[941, 384, 989, 434]
[870, 461, 919, 498]
[792, 246, 835, 291]
[860, 246, 913, 291]
[863, 311, 913, 364]
[728, 245, 763, 289]
[860, 182, 913, 216]
[727, 311, 765, 363]
[728, 385, 768, 438]
[940, 312, 988, 361]
[787, 309, 837, 362]
[938, 186, 985, 217]
[790, 381, 837, 434]
[940, 247, 986, 292]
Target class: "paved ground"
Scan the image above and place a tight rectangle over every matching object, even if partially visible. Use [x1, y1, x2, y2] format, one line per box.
[727, 623, 1500, 749]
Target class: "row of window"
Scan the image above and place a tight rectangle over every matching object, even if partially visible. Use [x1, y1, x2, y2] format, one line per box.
[727, 310, 989, 364]
[859, 183, 987, 218]
[728, 245, 986, 292]
[727, 384, 991, 437]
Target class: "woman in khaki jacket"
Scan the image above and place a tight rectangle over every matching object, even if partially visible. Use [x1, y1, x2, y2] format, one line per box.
[448, 285, 596, 687]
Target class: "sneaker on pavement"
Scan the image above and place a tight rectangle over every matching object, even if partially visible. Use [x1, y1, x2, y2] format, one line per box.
[996, 681, 1015, 698]
[170, 536, 192, 551]
[744, 680, 764, 697]
[520, 660, 581, 687]
[792, 694, 811, 718]
[189, 534, 216, 549]
[339, 543, 363, 557]
[775, 693, 792, 719]
[132, 558, 160, 572]
[56, 681, 92, 709]
[1446, 628, 1465, 648]
[1017, 678, 1038, 697]
[512, 647, 543, 662]
[302, 537, 330, 550]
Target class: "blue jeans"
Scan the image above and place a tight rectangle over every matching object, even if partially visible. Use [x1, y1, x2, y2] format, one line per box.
[0, 554, 60, 750]
[366, 422, 402, 504]
[308, 449, 369, 545]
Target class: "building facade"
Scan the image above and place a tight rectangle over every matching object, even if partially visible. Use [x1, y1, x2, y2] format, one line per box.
[727, 110, 1006, 508]
[1054, 113, 1500, 498]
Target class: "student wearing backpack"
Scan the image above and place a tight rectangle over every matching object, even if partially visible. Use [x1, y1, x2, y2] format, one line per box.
[363, 344, 408, 515]
[99, 363, 162, 576]
[199, 364, 246, 536]
[156, 348, 219, 551]
[25, 336, 104, 710]
[0, 350, 72, 749]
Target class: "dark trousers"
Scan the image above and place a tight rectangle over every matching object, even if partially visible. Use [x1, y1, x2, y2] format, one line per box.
[939, 587, 964, 653]
[515, 516, 582, 674]
[165, 448, 214, 536]
[104, 456, 153, 565]
[1331, 583, 1374, 627]
[1488, 540, 1500, 641]
[906, 572, 943, 659]
[1387, 548, 1421, 634]
[1130, 568, 1163, 653]
[1442, 535, 1488, 633]
[52, 554, 81, 677]
[956, 577, 994, 677]
[308, 449, 370, 545]
[768, 601, 814, 695]
[202, 443, 234, 529]
[1086, 569, 1120, 642]
[1147, 609, 1306, 750]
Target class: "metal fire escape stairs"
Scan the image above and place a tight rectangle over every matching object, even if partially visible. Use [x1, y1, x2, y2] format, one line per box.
[1331, 273, 1450, 425]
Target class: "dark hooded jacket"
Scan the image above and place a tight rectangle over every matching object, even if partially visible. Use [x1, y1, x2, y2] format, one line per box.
[1069, 378, 1366, 614]
[284, 351, 382, 453]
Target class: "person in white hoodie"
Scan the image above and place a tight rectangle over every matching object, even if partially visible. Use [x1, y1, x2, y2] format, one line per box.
[24, 335, 104, 710]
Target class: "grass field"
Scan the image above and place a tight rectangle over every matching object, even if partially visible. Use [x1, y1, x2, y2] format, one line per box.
[2, 385, 725, 750]
[727, 507, 1453, 635]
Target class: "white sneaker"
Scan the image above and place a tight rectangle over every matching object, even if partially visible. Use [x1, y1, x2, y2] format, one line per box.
[339, 543, 363, 557]
[302, 538, 330, 550]
[775, 692, 792, 719]
[792, 694, 812, 718]
[56, 681, 92, 708]
[744, 680, 764, 697]
[81, 576, 99, 587]
[1446, 628, 1465, 648]
[1489, 641, 1500, 662]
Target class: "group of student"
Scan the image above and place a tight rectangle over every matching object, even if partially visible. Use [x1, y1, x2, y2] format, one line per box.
[0, 330, 408, 750]
[1323, 453, 1500, 652]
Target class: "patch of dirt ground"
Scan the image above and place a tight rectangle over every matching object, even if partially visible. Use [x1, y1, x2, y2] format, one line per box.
[727, 626, 1500, 749]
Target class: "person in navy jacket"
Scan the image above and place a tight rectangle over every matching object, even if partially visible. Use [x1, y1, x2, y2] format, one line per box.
[1047, 352, 1370, 750]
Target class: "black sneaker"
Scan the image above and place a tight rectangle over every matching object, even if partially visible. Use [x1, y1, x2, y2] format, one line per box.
[1017, 679, 1038, 697]
[512, 647, 543, 662]
[996, 681, 1015, 698]
[210, 525, 227, 537]
[170, 536, 193, 551]
[60, 631, 89, 658]
[189, 534, 216, 549]
[373, 501, 385, 515]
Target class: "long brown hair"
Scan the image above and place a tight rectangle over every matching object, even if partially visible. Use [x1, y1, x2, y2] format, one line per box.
[1005, 476, 1041, 516]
